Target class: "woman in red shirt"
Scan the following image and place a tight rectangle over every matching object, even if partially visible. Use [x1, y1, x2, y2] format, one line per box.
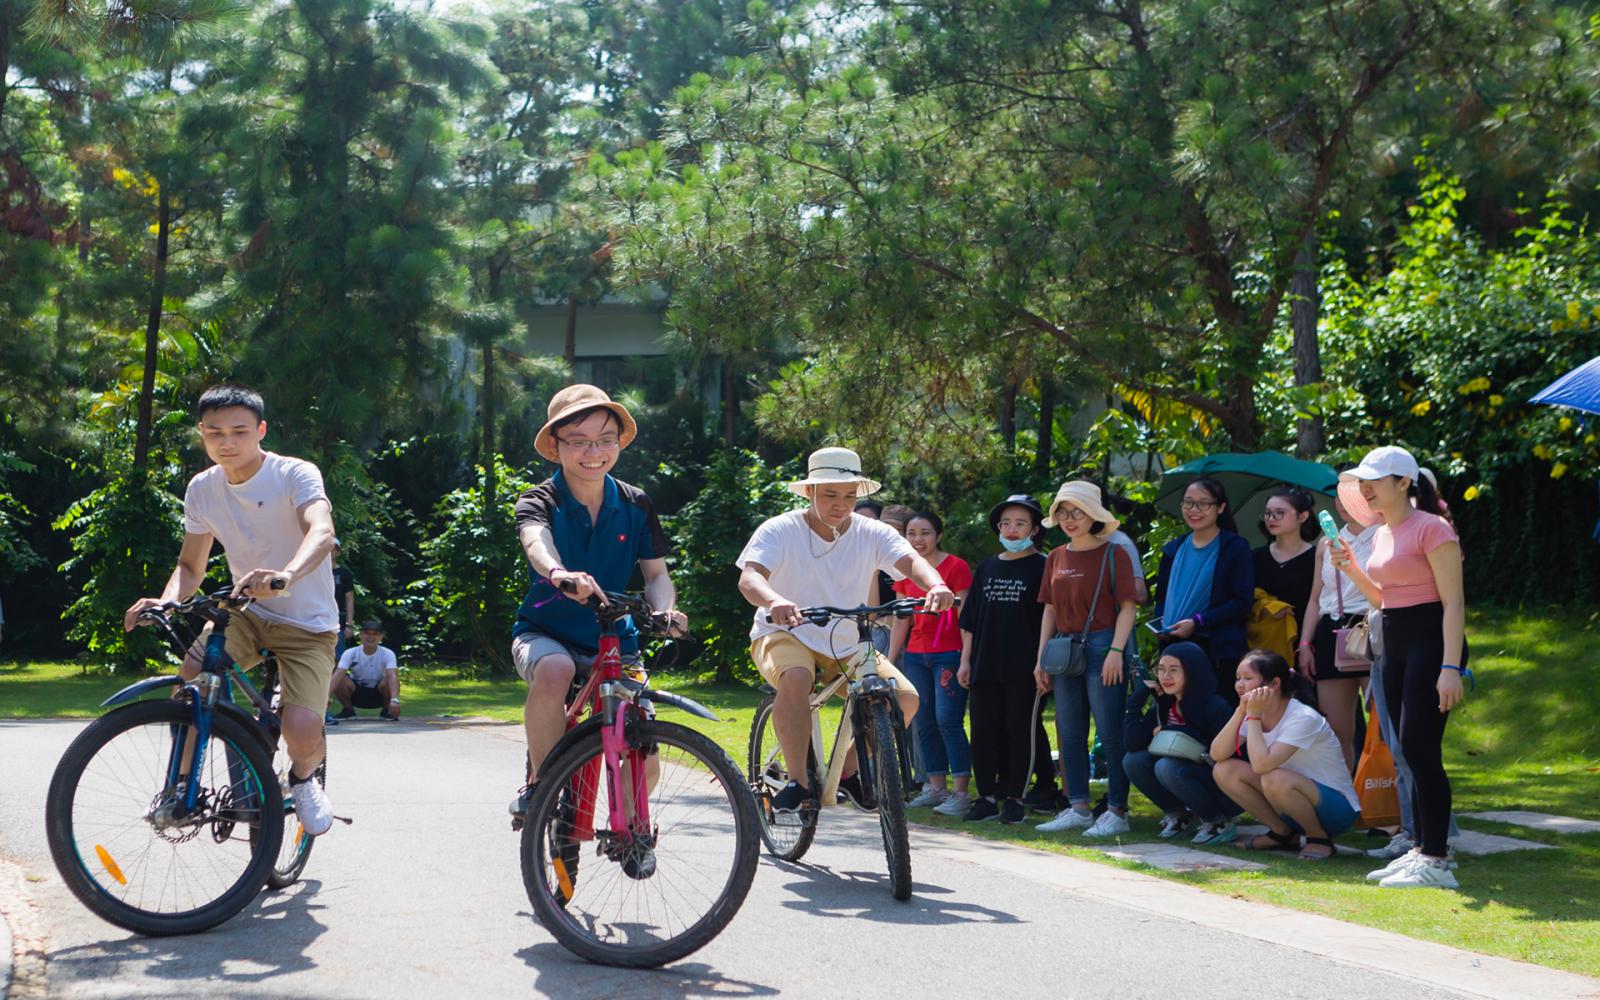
[889, 511, 974, 815]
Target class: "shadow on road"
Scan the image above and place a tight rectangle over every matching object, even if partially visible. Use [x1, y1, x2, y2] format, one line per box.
[48, 879, 328, 985]
[768, 859, 1024, 925]
[515, 940, 779, 999]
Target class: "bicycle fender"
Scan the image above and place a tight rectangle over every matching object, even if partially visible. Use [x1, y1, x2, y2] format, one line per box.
[645, 690, 720, 722]
[100, 674, 182, 707]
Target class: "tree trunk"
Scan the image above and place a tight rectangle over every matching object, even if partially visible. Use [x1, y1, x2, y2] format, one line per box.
[1034, 373, 1056, 476]
[1000, 373, 1019, 450]
[563, 294, 578, 368]
[720, 357, 736, 446]
[133, 174, 170, 475]
[1291, 229, 1324, 459]
[482, 340, 496, 511]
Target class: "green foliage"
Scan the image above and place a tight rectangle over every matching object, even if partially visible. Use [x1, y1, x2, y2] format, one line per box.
[52, 470, 184, 670]
[412, 457, 534, 673]
[664, 449, 799, 682]
[1320, 164, 1600, 602]
[0, 452, 43, 578]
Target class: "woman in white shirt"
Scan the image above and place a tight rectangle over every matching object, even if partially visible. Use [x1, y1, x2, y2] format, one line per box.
[1296, 491, 1376, 768]
[1210, 650, 1359, 861]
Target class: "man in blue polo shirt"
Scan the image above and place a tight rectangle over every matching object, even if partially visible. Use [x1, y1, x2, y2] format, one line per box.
[508, 384, 687, 820]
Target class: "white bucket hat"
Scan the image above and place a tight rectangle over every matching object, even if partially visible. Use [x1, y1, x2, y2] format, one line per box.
[788, 447, 882, 498]
[1043, 480, 1119, 534]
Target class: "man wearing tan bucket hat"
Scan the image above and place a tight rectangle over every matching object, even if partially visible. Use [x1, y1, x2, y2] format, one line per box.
[736, 446, 956, 815]
[507, 385, 686, 821]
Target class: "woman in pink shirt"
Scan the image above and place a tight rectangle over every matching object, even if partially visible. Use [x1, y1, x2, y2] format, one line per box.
[1332, 446, 1468, 890]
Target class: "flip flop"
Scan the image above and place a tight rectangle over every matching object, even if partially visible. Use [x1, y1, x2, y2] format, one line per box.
[1298, 835, 1336, 861]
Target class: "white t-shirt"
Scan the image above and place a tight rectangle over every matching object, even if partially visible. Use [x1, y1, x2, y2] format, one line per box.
[183, 452, 338, 634]
[338, 645, 397, 686]
[737, 510, 917, 655]
[1317, 524, 1377, 619]
[1260, 699, 1360, 810]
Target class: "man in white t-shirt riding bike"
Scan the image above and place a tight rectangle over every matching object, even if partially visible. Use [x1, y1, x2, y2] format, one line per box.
[331, 619, 401, 720]
[123, 384, 340, 837]
[737, 447, 955, 814]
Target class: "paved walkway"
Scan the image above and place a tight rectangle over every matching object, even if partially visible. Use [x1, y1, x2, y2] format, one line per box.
[2, 718, 1595, 1000]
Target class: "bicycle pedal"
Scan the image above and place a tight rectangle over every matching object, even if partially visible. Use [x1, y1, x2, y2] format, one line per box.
[331, 815, 354, 825]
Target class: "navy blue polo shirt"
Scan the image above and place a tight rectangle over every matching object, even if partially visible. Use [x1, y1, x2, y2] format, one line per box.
[511, 470, 671, 655]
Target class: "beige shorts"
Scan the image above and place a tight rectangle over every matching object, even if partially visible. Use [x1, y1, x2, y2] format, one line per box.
[191, 613, 336, 714]
[751, 631, 917, 708]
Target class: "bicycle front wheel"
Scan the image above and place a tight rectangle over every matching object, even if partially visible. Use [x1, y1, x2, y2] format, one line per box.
[45, 699, 283, 935]
[521, 719, 760, 967]
[861, 696, 913, 901]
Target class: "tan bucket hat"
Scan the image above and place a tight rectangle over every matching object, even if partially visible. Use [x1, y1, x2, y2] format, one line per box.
[533, 385, 638, 463]
[788, 446, 882, 498]
[1043, 480, 1120, 535]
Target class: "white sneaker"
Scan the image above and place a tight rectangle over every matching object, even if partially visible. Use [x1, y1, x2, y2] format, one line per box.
[1366, 847, 1423, 882]
[1158, 812, 1192, 839]
[932, 792, 971, 817]
[290, 776, 333, 836]
[1380, 857, 1459, 889]
[1366, 831, 1414, 860]
[907, 785, 950, 809]
[1035, 807, 1094, 833]
[1083, 810, 1132, 838]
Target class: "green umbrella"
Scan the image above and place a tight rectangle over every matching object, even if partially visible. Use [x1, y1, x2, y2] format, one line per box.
[1155, 452, 1339, 548]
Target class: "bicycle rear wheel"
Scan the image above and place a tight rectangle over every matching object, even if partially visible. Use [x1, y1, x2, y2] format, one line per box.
[522, 718, 760, 967]
[747, 694, 819, 862]
[45, 699, 283, 935]
[261, 727, 324, 889]
[861, 696, 913, 901]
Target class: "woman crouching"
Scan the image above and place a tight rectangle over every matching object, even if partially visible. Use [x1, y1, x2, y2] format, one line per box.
[1210, 650, 1359, 861]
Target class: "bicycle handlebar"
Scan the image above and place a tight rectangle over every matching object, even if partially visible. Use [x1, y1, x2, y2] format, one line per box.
[555, 579, 687, 638]
[137, 579, 286, 625]
[763, 597, 959, 627]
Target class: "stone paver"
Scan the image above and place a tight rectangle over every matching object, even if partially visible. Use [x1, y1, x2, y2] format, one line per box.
[1097, 842, 1267, 872]
[1463, 811, 1600, 835]
[1451, 830, 1557, 856]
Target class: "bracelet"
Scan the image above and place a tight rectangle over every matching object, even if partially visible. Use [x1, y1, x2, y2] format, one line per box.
[1193, 613, 1205, 627]
[1297, 641, 1312, 649]
[1109, 646, 1123, 654]
[1245, 715, 1262, 722]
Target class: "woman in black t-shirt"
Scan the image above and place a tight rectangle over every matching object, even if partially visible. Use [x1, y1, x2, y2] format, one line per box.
[957, 495, 1048, 825]
[1252, 487, 1318, 640]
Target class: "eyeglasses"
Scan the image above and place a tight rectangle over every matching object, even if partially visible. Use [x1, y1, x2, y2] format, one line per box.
[1179, 500, 1218, 512]
[1261, 509, 1291, 521]
[556, 435, 621, 453]
[1056, 507, 1089, 522]
[1154, 666, 1183, 677]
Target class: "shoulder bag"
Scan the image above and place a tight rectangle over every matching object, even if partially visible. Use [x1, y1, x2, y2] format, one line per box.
[1039, 544, 1112, 678]
[1331, 572, 1374, 672]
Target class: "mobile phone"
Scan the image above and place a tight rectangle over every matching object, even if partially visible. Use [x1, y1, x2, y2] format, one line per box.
[1143, 618, 1165, 635]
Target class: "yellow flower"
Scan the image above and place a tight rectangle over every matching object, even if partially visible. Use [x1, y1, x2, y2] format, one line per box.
[1410, 400, 1433, 416]
[1488, 394, 1504, 407]
[1533, 443, 1553, 460]
[1552, 462, 1568, 479]
[1560, 416, 1573, 432]
[1587, 434, 1596, 445]
[1568, 301, 1582, 322]
[1456, 377, 1491, 395]
[1463, 485, 1480, 501]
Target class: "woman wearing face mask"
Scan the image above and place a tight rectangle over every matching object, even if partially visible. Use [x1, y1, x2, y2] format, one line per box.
[1032, 482, 1139, 837]
[1211, 650, 1359, 861]
[890, 511, 974, 815]
[1155, 477, 1255, 703]
[1253, 486, 1319, 641]
[1122, 641, 1239, 844]
[956, 495, 1048, 824]
[1298, 487, 1376, 769]
[1331, 447, 1469, 890]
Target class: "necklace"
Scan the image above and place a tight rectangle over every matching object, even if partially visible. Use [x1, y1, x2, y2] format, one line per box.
[805, 511, 843, 559]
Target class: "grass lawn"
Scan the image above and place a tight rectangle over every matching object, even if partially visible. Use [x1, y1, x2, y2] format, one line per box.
[3, 604, 1597, 976]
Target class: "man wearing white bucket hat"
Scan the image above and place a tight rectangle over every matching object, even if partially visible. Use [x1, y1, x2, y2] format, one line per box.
[737, 447, 956, 814]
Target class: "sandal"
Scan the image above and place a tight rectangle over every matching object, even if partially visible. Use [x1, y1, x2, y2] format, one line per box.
[1243, 828, 1302, 852]
[1298, 836, 1336, 861]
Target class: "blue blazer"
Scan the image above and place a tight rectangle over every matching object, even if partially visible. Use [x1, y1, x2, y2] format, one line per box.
[1155, 531, 1254, 661]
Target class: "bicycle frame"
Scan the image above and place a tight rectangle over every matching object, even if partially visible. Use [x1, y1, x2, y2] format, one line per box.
[560, 616, 651, 847]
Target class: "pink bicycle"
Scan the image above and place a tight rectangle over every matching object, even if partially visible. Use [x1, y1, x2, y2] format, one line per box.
[517, 587, 759, 967]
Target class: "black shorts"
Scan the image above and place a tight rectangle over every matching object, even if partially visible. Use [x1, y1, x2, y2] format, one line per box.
[1311, 614, 1371, 680]
[351, 682, 387, 709]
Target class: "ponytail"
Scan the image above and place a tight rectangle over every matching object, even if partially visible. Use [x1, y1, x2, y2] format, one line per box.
[1239, 648, 1312, 705]
[1409, 474, 1446, 518]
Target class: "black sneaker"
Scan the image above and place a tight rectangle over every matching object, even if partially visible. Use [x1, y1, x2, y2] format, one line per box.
[379, 707, 395, 720]
[837, 773, 875, 811]
[998, 799, 1026, 825]
[1022, 786, 1062, 814]
[509, 784, 532, 820]
[963, 797, 1001, 822]
[771, 781, 814, 814]
[335, 707, 357, 720]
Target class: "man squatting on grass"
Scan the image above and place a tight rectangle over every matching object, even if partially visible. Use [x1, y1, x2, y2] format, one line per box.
[124, 383, 339, 837]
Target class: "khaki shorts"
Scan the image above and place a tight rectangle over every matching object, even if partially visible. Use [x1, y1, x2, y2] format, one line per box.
[191, 614, 336, 714]
[512, 632, 638, 684]
[751, 631, 918, 709]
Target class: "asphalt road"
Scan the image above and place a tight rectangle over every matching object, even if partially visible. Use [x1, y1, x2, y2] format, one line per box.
[0, 717, 1510, 1000]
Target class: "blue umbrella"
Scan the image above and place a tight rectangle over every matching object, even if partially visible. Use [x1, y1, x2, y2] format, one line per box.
[1531, 355, 1600, 415]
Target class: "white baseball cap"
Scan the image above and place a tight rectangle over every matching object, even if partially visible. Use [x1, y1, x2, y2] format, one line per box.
[1340, 446, 1420, 483]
